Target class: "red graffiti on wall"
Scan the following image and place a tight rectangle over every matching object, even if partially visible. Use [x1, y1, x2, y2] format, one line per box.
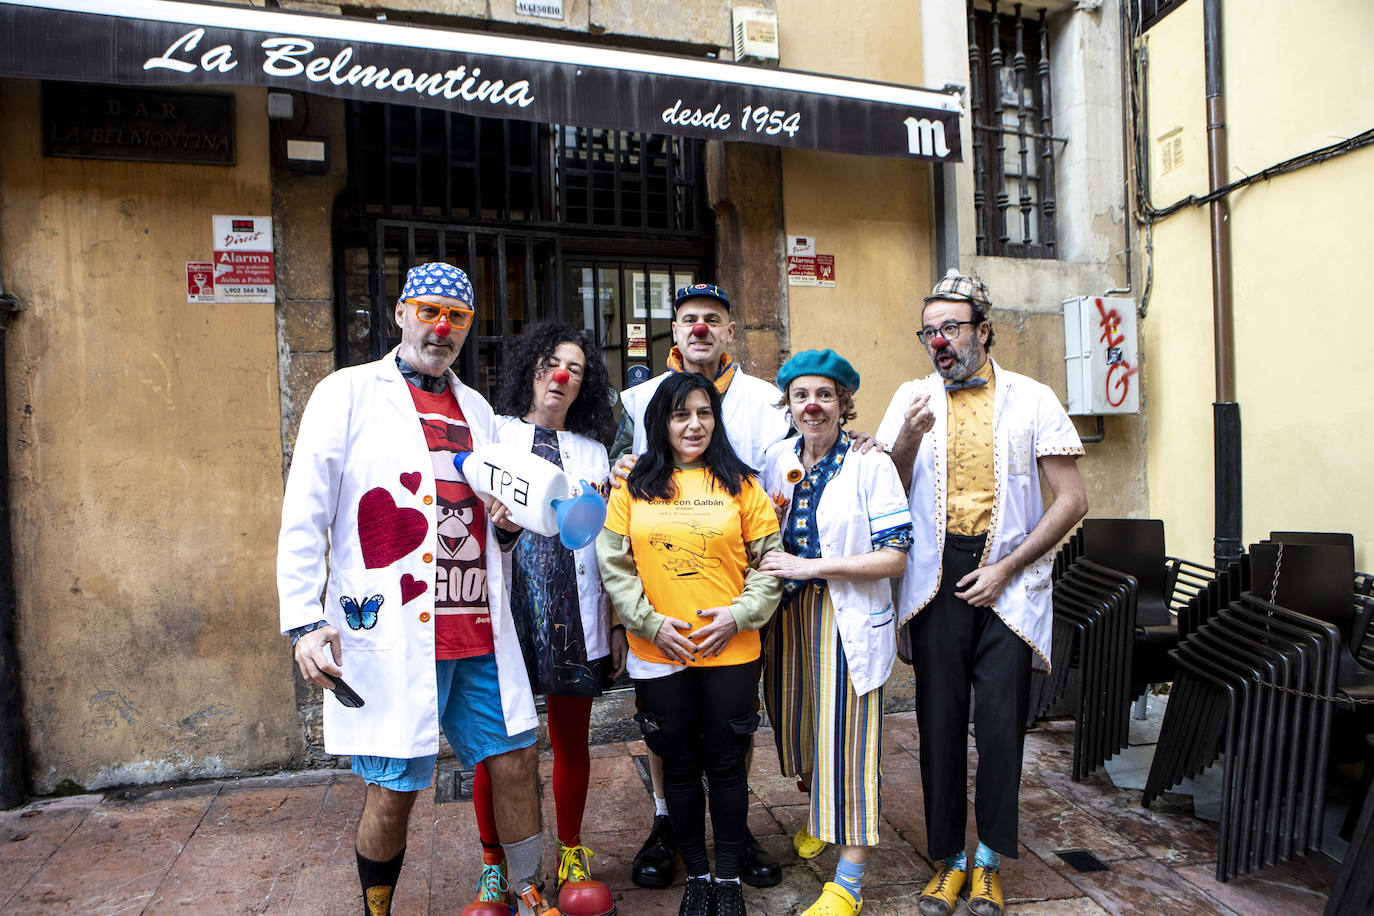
[1095, 297, 1138, 408]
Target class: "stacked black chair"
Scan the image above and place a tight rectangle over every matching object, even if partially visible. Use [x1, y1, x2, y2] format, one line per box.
[1061, 558, 1137, 779]
[1326, 750, 1374, 916]
[1143, 540, 1361, 881]
[1030, 519, 1164, 780]
[1165, 554, 1218, 636]
[1081, 519, 1181, 702]
[1177, 554, 1248, 641]
[1031, 519, 1221, 781]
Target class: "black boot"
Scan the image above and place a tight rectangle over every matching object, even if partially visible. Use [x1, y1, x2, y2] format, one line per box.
[632, 814, 679, 888]
[713, 879, 746, 916]
[739, 829, 781, 888]
[678, 875, 714, 916]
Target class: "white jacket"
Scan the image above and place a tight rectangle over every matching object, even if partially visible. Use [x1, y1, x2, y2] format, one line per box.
[762, 439, 912, 696]
[876, 359, 1084, 671]
[620, 369, 789, 470]
[278, 350, 538, 758]
[493, 417, 612, 660]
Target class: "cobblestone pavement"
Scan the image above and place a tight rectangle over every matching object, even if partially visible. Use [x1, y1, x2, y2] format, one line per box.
[0, 712, 1341, 914]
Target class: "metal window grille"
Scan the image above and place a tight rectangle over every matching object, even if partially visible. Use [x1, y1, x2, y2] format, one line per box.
[342, 102, 705, 236]
[968, 2, 1059, 259]
[1136, 0, 1188, 30]
[555, 127, 703, 235]
[345, 102, 546, 222]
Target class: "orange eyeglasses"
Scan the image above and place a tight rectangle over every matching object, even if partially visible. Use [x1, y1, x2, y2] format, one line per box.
[405, 297, 474, 329]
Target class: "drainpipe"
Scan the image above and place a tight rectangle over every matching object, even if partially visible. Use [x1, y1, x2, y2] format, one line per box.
[0, 257, 23, 808]
[1204, 0, 1241, 569]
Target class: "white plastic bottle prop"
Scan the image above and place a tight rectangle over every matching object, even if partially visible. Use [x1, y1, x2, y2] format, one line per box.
[778, 449, 805, 485]
[764, 447, 805, 517]
[453, 444, 607, 550]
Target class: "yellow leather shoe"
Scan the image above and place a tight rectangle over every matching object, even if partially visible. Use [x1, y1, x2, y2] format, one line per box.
[968, 866, 1004, 916]
[917, 860, 967, 916]
[793, 825, 827, 860]
[800, 881, 862, 915]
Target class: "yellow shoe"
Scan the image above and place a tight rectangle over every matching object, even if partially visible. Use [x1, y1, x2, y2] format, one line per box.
[968, 866, 1004, 916]
[556, 843, 614, 916]
[793, 825, 827, 860]
[557, 842, 594, 885]
[800, 881, 862, 915]
[917, 860, 967, 916]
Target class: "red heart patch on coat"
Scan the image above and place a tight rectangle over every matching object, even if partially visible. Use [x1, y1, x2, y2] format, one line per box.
[400, 574, 427, 604]
[358, 487, 428, 570]
[399, 472, 421, 494]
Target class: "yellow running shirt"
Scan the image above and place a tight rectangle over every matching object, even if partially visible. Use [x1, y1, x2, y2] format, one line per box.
[604, 467, 779, 667]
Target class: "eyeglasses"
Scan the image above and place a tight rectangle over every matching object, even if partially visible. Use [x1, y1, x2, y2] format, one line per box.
[406, 298, 474, 329]
[916, 320, 977, 345]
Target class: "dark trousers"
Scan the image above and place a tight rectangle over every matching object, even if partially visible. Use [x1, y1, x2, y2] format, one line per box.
[910, 533, 1032, 859]
[634, 659, 762, 879]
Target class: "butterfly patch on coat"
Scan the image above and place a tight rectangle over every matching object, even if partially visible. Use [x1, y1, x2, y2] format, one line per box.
[341, 594, 384, 630]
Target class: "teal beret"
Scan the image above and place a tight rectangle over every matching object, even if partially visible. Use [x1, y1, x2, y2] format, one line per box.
[776, 348, 860, 395]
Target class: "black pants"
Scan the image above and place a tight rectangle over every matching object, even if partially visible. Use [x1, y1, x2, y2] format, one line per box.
[634, 659, 762, 879]
[910, 533, 1032, 860]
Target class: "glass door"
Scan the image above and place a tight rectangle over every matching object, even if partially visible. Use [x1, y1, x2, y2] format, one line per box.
[562, 259, 703, 391]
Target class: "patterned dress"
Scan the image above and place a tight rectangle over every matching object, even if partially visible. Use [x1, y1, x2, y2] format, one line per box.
[509, 425, 600, 697]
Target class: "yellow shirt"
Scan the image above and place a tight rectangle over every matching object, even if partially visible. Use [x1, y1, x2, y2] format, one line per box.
[946, 358, 996, 536]
[604, 467, 779, 666]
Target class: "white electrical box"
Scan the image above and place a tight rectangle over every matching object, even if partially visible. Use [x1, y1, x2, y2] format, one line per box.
[732, 7, 779, 65]
[1063, 295, 1140, 416]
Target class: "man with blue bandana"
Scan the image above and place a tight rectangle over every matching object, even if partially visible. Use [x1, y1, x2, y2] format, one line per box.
[278, 263, 561, 916]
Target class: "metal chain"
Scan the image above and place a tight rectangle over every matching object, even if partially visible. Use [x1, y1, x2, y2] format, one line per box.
[1269, 541, 1284, 605]
[1247, 678, 1374, 705]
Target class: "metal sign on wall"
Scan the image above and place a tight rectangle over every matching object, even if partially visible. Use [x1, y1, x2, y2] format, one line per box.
[0, 0, 962, 162]
[42, 82, 234, 165]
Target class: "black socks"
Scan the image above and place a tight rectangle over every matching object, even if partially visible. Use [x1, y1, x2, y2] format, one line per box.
[356, 847, 406, 916]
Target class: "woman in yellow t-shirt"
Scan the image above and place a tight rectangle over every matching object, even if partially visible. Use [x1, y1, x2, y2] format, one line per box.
[597, 372, 782, 916]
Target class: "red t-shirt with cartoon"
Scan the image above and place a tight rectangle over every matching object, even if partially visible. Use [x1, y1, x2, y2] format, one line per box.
[408, 385, 495, 659]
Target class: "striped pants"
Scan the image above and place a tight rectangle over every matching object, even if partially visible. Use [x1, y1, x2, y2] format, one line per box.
[762, 583, 884, 846]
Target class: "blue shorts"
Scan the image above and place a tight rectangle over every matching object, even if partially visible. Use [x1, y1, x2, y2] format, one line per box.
[352, 654, 537, 792]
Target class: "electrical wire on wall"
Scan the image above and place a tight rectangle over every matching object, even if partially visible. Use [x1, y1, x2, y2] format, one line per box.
[1123, 0, 1374, 319]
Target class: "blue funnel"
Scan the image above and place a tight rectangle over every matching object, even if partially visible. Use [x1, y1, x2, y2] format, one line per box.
[552, 481, 607, 550]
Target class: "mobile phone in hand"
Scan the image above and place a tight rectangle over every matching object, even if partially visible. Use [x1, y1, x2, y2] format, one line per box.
[328, 674, 365, 708]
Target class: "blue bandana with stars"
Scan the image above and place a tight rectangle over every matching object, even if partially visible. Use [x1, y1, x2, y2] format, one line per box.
[400, 262, 473, 305]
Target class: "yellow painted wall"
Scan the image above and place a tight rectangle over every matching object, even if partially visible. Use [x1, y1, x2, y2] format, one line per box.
[1143, 0, 1374, 568]
[776, 0, 932, 430]
[0, 80, 302, 791]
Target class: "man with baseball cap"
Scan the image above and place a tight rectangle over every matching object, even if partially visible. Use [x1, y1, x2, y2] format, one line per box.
[876, 268, 1087, 916]
[279, 262, 561, 915]
[611, 282, 790, 890]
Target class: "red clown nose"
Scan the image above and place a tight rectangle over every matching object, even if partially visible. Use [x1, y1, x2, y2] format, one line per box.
[931, 335, 948, 349]
[804, 403, 824, 415]
[433, 319, 452, 338]
[691, 322, 710, 338]
[552, 369, 571, 384]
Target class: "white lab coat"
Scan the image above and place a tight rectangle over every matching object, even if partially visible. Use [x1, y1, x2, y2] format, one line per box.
[620, 369, 789, 470]
[877, 359, 1084, 671]
[493, 417, 612, 661]
[278, 349, 538, 758]
[762, 439, 912, 696]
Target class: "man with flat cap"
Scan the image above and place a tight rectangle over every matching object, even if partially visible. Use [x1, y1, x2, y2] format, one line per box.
[877, 269, 1087, 916]
[611, 282, 790, 890]
[278, 262, 561, 916]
